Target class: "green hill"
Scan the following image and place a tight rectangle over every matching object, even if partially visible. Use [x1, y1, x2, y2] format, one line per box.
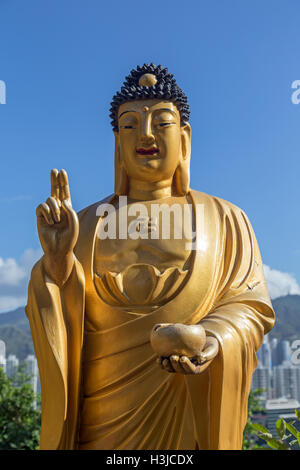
[270, 295, 300, 341]
[0, 307, 34, 361]
[0, 307, 29, 330]
[0, 325, 34, 360]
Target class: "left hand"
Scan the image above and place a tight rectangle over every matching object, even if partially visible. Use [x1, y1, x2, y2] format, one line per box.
[157, 336, 219, 374]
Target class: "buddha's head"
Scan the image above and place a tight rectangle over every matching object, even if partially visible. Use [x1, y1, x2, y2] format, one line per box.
[110, 64, 191, 196]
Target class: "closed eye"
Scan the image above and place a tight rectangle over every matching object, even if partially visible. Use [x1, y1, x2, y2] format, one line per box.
[120, 125, 135, 129]
[158, 122, 175, 127]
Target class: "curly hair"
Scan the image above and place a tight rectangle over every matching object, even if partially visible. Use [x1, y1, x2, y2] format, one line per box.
[109, 63, 190, 131]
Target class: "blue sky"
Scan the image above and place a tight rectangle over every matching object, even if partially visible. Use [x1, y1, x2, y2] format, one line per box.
[0, 0, 300, 311]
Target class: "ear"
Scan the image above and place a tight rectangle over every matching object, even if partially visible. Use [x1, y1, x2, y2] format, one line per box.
[180, 122, 191, 161]
[114, 131, 120, 164]
[114, 131, 129, 195]
[173, 123, 191, 195]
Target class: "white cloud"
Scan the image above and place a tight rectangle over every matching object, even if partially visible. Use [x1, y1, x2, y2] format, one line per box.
[19, 248, 43, 271]
[0, 258, 26, 286]
[0, 248, 42, 313]
[263, 264, 300, 299]
[0, 296, 27, 312]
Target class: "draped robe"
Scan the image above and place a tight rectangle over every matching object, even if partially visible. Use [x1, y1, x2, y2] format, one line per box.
[25, 190, 275, 450]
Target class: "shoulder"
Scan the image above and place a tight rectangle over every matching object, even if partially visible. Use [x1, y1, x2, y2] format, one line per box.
[189, 189, 246, 218]
[74, 194, 115, 262]
[77, 194, 115, 222]
[189, 189, 254, 236]
[190, 190, 259, 250]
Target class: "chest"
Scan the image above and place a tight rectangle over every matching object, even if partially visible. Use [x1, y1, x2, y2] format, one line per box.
[91, 197, 194, 312]
[94, 197, 194, 274]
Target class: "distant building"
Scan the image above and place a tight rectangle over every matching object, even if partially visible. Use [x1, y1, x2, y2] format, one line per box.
[272, 340, 291, 367]
[24, 354, 38, 395]
[271, 338, 278, 367]
[252, 366, 272, 399]
[257, 336, 272, 370]
[281, 341, 292, 363]
[273, 363, 300, 402]
[0, 339, 41, 395]
[0, 339, 6, 373]
[265, 398, 300, 444]
[270, 337, 278, 350]
[6, 354, 19, 378]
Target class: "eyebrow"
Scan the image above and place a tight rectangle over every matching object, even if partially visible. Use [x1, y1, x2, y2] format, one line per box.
[118, 107, 177, 119]
[119, 110, 134, 118]
[156, 108, 177, 116]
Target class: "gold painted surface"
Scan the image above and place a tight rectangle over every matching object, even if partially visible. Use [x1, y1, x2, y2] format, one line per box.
[138, 73, 157, 87]
[26, 87, 275, 450]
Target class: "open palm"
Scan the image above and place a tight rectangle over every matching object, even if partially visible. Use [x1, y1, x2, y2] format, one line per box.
[36, 168, 79, 259]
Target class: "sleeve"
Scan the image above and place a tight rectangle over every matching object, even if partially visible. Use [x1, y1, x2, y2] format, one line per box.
[25, 254, 85, 450]
[195, 200, 275, 449]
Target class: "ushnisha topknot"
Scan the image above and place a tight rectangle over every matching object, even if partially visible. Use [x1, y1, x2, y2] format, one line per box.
[109, 63, 190, 131]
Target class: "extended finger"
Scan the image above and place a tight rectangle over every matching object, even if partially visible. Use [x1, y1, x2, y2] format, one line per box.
[180, 356, 200, 374]
[50, 169, 60, 200]
[162, 358, 175, 373]
[61, 200, 79, 234]
[59, 169, 71, 201]
[170, 355, 186, 374]
[46, 197, 61, 223]
[36, 203, 54, 225]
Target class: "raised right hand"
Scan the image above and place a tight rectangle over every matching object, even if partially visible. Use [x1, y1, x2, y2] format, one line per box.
[36, 169, 79, 284]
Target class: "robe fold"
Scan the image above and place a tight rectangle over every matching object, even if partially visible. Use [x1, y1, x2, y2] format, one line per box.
[25, 190, 275, 450]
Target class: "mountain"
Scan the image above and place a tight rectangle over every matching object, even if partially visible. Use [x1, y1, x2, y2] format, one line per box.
[0, 307, 34, 361]
[0, 295, 300, 360]
[0, 325, 34, 361]
[0, 307, 29, 331]
[269, 295, 300, 341]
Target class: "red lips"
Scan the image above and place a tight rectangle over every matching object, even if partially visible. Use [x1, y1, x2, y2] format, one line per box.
[136, 147, 158, 156]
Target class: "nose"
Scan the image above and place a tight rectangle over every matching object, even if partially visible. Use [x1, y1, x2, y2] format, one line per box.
[140, 115, 155, 145]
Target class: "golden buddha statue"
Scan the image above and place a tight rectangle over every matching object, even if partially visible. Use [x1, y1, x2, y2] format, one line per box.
[26, 63, 275, 450]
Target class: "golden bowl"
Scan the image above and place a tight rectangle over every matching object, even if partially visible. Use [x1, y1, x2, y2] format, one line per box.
[150, 323, 206, 358]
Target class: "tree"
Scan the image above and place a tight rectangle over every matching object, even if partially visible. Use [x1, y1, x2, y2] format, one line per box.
[251, 410, 300, 450]
[0, 367, 41, 450]
[243, 388, 266, 450]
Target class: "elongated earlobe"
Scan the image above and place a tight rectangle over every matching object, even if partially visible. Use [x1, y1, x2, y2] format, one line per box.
[174, 160, 190, 195]
[174, 123, 191, 195]
[114, 132, 129, 195]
